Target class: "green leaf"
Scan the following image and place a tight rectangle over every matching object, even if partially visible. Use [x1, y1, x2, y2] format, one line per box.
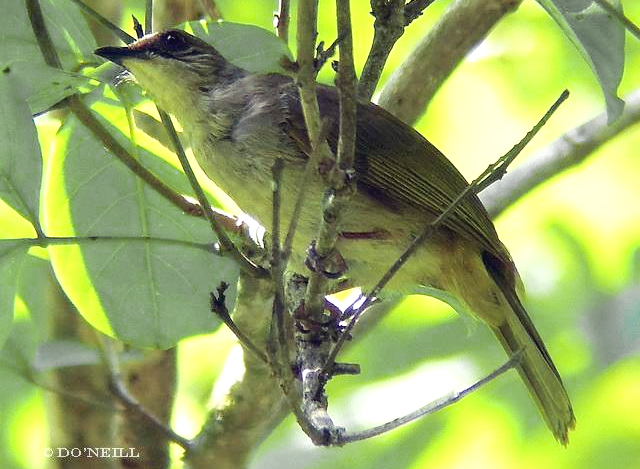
[536, 0, 625, 121]
[41, 97, 240, 349]
[184, 20, 293, 74]
[21, 62, 89, 115]
[0, 0, 96, 113]
[0, 241, 29, 349]
[0, 68, 43, 227]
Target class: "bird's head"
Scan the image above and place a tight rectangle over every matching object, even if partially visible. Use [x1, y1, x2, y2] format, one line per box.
[95, 30, 244, 119]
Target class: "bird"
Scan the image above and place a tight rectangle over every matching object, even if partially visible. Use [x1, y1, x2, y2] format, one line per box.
[95, 28, 575, 443]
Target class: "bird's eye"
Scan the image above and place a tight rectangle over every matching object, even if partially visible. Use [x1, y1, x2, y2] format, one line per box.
[162, 32, 187, 50]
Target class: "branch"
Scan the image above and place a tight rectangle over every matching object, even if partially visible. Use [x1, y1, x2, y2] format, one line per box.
[377, 0, 523, 125]
[276, 0, 291, 43]
[186, 275, 288, 469]
[481, 89, 640, 217]
[326, 90, 568, 370]
[357, 0, 405, 100]
[68, 0, 135, 44]
[593, 0, 640, 41]
[340, 350, 521, 443]
[157, 110, 269, 277]
[99, 337, 192, 451]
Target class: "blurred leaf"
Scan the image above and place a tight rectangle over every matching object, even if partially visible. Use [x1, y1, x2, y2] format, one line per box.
[185, 20, 293, 74]
[41, 96, 239, 349]
[0, 68, 42, 226]
[536, 0, 625, 121]
[0, 0, 96, 113]
[32, 340, 144, 371]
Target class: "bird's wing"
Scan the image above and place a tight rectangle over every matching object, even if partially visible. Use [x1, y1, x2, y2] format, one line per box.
[279, 80, 512, 266]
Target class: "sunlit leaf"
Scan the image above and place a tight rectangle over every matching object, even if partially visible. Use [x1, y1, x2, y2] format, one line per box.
[0, 68, 42, 226]
[536, 0, 625, 121]
[41, 97, 239, 349]
[0, 0, 96, 113]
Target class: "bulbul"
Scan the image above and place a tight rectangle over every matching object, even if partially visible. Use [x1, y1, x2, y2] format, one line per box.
[95, 29, 575, 443]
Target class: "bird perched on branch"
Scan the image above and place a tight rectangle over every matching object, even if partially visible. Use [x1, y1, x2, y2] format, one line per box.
[95, 28, 575, 443]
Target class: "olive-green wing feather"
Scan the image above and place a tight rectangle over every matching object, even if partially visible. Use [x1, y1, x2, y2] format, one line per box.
[279, 80, 510, 265]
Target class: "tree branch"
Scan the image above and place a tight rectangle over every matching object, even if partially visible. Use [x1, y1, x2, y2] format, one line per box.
[377, 0, 523, 125]
[357, 0, 405, 101]
[185, 275, 287, 469]
[276, 0, 291, 43]
[481, 89, 640, 217]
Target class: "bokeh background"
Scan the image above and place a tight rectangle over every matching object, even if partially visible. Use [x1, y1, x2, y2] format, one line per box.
[1, 1, 639, 468]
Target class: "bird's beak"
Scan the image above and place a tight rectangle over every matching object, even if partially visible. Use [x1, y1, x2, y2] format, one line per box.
[94, 46, 147, 66]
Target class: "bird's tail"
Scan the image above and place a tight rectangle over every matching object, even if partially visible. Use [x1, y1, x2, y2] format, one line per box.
[489, 273, 576, 444]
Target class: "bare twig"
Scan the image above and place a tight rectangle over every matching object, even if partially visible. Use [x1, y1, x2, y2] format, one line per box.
[340, 350, 522, 443]
[68, 0, 136, 44]
[144, 0, 153, 34]
[276, 0, 291, 43]
[593, 0, 640, 41]
[282, 119, 330, 262]
[270, 158, 291, 366]
[69, 97, 204, 216]
[325, 90, 569, 371]
[99, 337, 193, 450]
[377, 0, 523, 125]
[296, 0, 343, 323]
[210, 283, 269, 363]
[481, 89, 640, 217]
[157, 110, 269, 278]
[357, 0, 405, 100]
[25, 0, 63, 68]
[404, 0, 438, 24]
[186, 274, 287, 469]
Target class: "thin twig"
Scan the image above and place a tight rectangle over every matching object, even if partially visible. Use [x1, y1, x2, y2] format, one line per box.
[335, 0, 358, 173]
[0, 359, 116, 410]
[276, 0, 291, 43]
[68, 97, 203, 216]
[324, 90, 569, 371]
[210, 284, 268, 363]
[145, 0, 153, 34]
[270, 159, 291, 365]
[4, 235, 217, 253]
[340, 350, 522, 443]
[99, 337, 193, 450]
[296, 0, 342, 322]
[475, 90, 569, 193]
[377, 0, 523, 125]
[282, 119, 330, 263]
[357, 0, 405, 100]
[157, 110, 269, 278]
[68, 0, 136, 44]
[482, 89, 640, 217]
[132, 15, 144, 39]
[25, 0, 62, 68]
[593, 0, 640, 41]
[404, 0, 438, 25]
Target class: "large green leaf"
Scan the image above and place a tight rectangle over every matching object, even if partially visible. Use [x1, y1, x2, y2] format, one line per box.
[184, 20, 292, 74]
[0, 0, 95, 114]
[42, 95, 239, 349]
[536, 0, 625, 121]
[0, 68, 42, 226]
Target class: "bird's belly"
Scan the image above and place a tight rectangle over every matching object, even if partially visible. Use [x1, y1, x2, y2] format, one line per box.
[193, 140, 473, 303]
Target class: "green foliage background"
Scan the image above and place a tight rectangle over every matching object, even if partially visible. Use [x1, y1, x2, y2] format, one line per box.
[1, 0, 639, 468]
